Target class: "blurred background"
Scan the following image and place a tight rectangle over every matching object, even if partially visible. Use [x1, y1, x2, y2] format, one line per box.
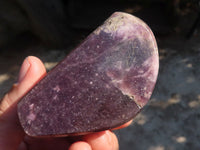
[0, 0, 200, 149]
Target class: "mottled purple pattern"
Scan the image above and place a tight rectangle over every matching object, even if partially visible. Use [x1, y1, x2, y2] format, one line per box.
[17, 12, 159, 137]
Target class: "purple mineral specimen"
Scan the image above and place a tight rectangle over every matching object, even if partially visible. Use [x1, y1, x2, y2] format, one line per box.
[17, 12, 159, 137]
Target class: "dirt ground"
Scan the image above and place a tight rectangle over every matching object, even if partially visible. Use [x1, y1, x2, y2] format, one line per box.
[0, 28, 200, 150]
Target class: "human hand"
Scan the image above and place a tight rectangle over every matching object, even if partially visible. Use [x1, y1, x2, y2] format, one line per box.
[0, 56, 132, 150]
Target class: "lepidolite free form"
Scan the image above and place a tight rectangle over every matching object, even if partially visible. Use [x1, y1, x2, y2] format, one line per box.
[18, 12, 159, 137]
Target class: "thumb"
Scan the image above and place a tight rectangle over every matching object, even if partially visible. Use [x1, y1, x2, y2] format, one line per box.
[0, 56, 46, 118]
[0, 56, 46, 150]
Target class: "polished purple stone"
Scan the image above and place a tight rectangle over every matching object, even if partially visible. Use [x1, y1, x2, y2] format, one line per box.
[17, 12, 159, 137]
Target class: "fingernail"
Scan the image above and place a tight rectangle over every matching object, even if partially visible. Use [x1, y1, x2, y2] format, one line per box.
[105, 130, 119, 150]
[17, 141, 27, 150]
[105, 130, 112, 143]
[17, 57, 30, 83]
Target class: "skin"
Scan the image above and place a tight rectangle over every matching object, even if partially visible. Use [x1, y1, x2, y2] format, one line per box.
[0, 56, 132, 150]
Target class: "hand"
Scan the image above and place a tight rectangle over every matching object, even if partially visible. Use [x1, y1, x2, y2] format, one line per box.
[0, 56, 132, 150]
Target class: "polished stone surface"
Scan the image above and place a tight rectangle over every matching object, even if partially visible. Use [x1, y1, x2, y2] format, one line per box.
[17, 12, 159, 137]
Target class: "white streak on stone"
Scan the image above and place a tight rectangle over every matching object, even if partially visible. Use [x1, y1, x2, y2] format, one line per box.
[53, 85, 60, 92]
[53, 95, 58, 100]
[27, 112, 36, 124]
[29, 104, 34, 110]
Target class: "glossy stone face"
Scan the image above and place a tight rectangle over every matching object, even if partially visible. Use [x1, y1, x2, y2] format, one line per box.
[17, 12, 159, 137]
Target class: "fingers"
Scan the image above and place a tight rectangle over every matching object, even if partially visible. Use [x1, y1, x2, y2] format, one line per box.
[69, 131, 118, 150]
[66, 120, 132, 150]
[69, 141, 92, 150]
[83, 130, 119, 150]
[69, 120, 132, 150]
